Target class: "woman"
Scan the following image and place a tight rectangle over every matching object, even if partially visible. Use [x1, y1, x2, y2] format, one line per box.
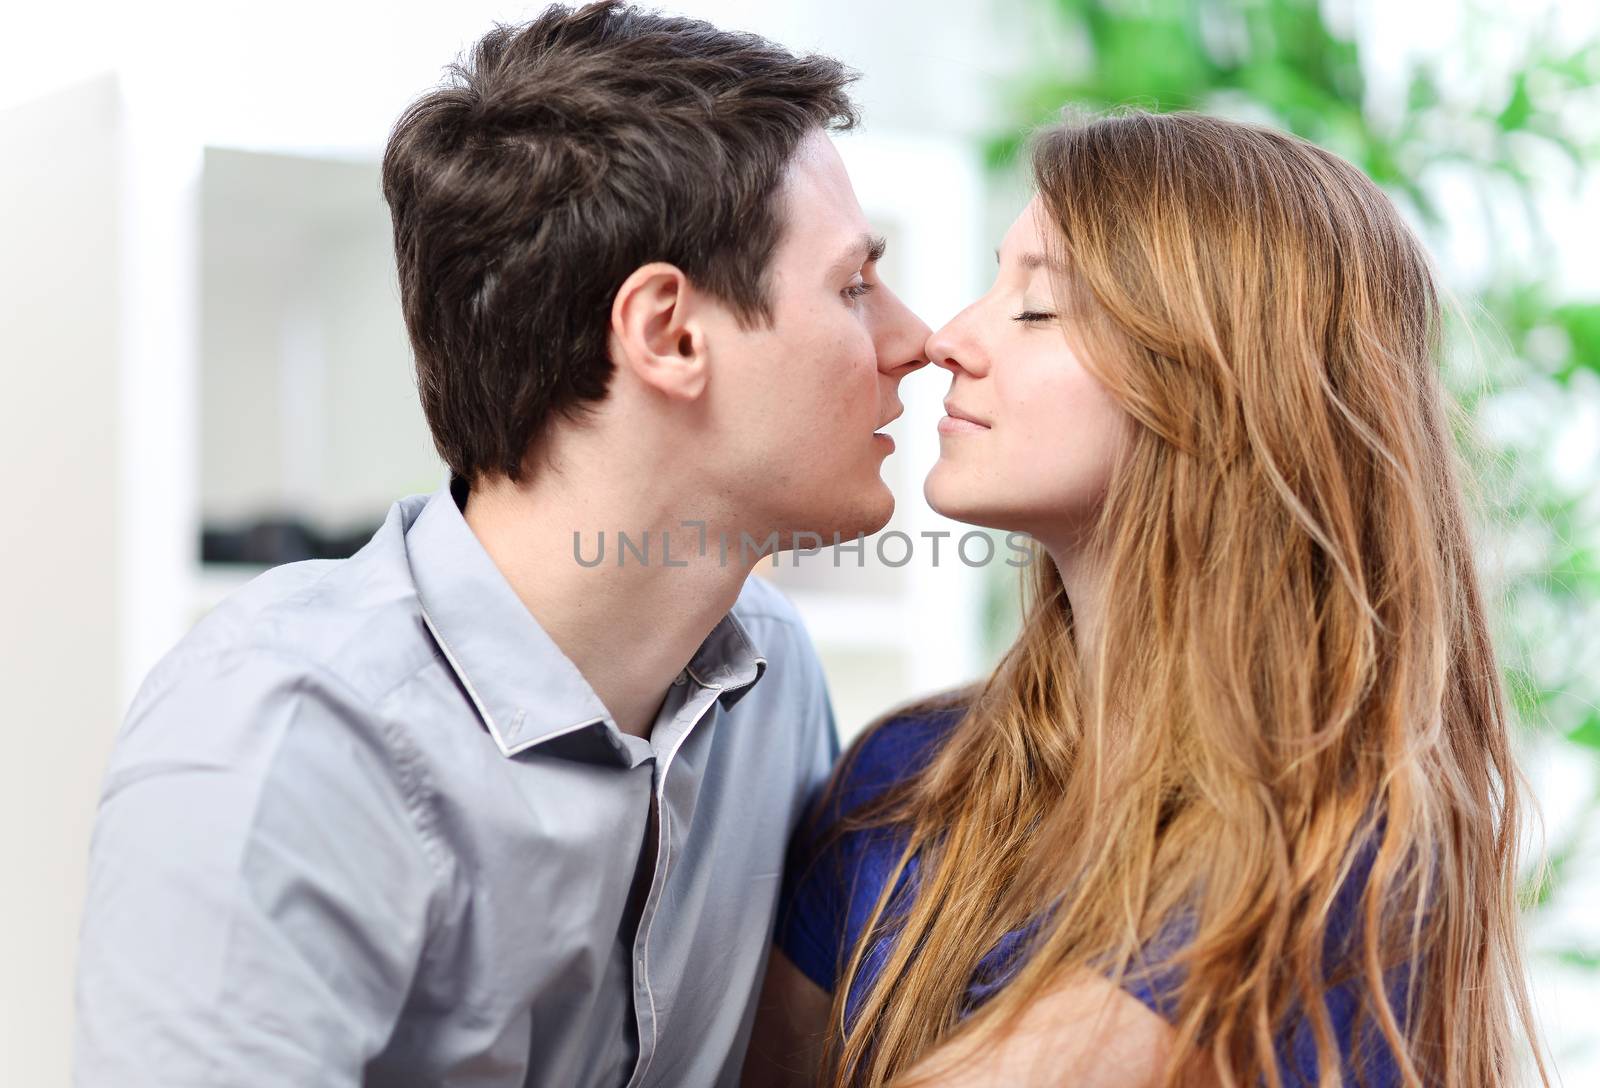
[742, 111, 1547, 1087]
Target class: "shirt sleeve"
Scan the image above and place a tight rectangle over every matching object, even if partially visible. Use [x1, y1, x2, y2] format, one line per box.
[1278, 832, 1416, 1086]
[774, 789, 850, 995]
[73, 651, 446, 1087]
[1121, 831, 1415, 1086]
[774, 711, 958, 997]
[772, 619, 844, 992]
[800, 636, 841, 820]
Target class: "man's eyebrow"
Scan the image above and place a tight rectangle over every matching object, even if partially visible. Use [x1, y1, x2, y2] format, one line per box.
[830, 232, 888, 278]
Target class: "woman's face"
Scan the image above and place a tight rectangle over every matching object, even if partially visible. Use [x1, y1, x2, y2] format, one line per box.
[923, 196, 1129, 549]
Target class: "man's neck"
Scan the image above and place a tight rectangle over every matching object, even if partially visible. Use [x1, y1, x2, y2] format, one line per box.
[461, 471, 758, 740]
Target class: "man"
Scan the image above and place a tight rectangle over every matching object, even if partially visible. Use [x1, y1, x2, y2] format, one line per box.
[72, 3, 929, 1085]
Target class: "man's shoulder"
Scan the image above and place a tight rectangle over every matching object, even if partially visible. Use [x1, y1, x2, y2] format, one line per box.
[727, 574, 821, 668]
[729, 572, 806, 631]
[135, 531, 436, 724]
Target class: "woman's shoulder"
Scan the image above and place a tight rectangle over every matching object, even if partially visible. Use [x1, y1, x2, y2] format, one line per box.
[776, 689, 973, 995]
[825, 689, 974, 820]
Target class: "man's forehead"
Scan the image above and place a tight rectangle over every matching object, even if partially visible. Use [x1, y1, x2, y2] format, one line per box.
[776, 132, 873, 261]
[787, 128, 852, 182]
[782, 132, 867, 222]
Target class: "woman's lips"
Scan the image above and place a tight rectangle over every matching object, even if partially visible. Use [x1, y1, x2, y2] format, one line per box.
[941, 399, 990, 433]
[938, 414, 990, 434]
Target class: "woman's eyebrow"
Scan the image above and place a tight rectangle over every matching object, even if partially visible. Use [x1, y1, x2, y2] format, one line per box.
[995, 248, 1061, 272]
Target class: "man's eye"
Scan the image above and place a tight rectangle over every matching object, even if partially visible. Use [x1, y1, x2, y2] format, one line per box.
[843, 282, 876, 302]
[1011, 310, 1056, 323]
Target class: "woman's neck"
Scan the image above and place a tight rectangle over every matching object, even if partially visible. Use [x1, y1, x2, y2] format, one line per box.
[1046, 538, 1108, 686]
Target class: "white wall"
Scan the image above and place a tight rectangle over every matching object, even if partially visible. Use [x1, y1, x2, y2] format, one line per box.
[0, 76, 122, 1088]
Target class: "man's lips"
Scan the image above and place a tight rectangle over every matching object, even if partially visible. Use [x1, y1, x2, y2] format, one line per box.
[872, 408, 902, 453]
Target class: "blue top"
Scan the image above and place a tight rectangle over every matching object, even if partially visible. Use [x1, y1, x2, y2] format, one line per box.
[777, 708, 1414, 1086]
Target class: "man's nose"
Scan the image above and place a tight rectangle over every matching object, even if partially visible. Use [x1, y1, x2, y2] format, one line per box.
[926, 324, 956, 373]
[877, 288, 932, 378]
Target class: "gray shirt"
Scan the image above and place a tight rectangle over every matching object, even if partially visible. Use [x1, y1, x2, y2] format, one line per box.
[74, 481, 838, 1087]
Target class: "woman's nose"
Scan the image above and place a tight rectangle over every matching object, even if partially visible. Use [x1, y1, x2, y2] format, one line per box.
[925, 320, 982, 378]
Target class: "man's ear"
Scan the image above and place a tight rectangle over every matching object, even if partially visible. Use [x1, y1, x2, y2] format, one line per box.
[608, 262, 708, 401]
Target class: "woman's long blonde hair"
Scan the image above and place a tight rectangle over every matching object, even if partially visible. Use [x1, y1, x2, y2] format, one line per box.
[824, 111, 1546, 1087]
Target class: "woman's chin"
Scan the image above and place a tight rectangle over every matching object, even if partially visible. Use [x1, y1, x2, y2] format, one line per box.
[922, 464, 960, 518]
[924, 468, 999, 530]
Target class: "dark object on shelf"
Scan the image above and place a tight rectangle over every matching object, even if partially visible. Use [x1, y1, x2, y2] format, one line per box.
[202, 516, 382, 565]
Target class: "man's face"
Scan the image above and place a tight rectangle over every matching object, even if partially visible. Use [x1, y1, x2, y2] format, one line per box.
[696, 130, 930, 546]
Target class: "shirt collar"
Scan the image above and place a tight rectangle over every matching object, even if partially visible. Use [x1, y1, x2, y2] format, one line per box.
[403, 478, 766, 757]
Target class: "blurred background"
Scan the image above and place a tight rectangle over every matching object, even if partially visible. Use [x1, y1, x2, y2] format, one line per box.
[3, 0, 1597, 1083]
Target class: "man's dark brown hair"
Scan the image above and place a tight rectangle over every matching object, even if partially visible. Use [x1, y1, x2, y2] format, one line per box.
[381, 0, 859, 484]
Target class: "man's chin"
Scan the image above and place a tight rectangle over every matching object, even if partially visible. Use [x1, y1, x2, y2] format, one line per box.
[784, 483, 895, 546]
[845, 481, 896, 539]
